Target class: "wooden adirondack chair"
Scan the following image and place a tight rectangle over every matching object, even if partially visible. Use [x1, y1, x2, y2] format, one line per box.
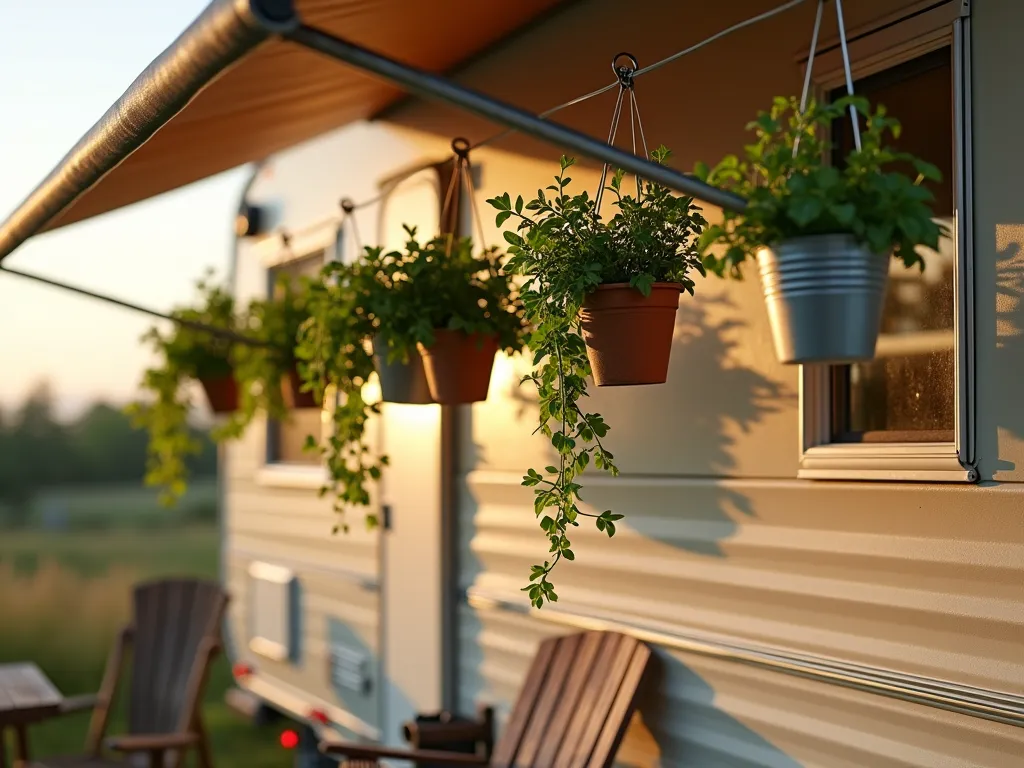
[319, 630, 653, 767]
[30, 578, 229, 768]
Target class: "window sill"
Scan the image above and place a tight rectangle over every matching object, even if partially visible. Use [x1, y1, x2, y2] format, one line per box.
[255, 464, 328, 490]
[799, 443, 977, 483]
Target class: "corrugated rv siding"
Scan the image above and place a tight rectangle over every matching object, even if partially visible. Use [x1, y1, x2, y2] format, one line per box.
[380, 0, 1024, 764]
[223, 195, 383, 735]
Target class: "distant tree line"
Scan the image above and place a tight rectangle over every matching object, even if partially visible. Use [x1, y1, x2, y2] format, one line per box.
[0, 381, 217, 525]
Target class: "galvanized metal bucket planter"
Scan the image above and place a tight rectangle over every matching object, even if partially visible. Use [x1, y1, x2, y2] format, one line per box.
[757, 234, 890, 365]
[372, 336, 434, 404]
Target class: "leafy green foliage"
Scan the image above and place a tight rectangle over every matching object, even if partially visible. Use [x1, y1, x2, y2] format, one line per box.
[127, 271, 312, 507]
[126, 271, 240, 506]
[295, 227, 527, 532]
[695, 95, 948, 278]
[219, 274, 316, 440]
[294, 255, 382, 533]
[488, 148, 707, 608]
[370, 226, 527, 361]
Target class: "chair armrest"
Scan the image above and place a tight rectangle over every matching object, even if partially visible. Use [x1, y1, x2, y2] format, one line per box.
[403, 718, 491, 747]
[106, 732, 199, 752]
[58, 693, 100, 715]
[319, 741, 489, 766]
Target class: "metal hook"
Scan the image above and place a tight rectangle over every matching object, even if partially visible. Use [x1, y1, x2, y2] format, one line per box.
[451, 137, 471, 159]
[339, 198, 356, 214]
[611, 52, 638, 88]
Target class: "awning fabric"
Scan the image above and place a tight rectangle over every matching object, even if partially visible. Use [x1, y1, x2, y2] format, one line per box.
[0, 0, 567, 260]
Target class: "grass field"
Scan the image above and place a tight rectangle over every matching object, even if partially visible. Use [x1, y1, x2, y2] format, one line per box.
[0, 481, 288, 765]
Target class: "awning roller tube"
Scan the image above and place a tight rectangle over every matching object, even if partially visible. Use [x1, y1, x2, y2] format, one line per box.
[0, 0, 299, 263]
[0, 0, 746, 264]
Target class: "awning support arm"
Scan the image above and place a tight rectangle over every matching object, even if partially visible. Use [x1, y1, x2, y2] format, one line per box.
[284, 24, 748, 214]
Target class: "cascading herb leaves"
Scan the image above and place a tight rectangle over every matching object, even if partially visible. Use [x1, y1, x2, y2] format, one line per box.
[295, 227, 527, 533]
[126, 270, 240, 506]
[488, 147, 707, 608]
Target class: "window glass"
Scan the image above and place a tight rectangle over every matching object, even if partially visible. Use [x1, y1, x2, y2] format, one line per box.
[829, 47, 955, 443]
[268, 251, 324, 464]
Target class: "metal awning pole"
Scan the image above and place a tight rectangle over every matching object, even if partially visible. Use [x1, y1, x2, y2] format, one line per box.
[0, 265, 268, 347]
[285, 25, 748, 214]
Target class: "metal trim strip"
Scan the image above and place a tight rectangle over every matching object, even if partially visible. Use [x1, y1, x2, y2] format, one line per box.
[466, 588, 1024, 730]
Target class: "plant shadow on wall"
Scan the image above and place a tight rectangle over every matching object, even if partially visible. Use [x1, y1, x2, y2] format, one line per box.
[989, 227, 1024, 476]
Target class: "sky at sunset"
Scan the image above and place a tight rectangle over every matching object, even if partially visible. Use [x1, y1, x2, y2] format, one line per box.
[0, 1, 250, 419]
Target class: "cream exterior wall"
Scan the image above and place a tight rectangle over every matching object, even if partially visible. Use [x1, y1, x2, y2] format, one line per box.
[223, 0, 1024, 763]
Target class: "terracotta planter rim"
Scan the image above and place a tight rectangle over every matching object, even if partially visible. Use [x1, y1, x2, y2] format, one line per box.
[589, 281, 683, 292]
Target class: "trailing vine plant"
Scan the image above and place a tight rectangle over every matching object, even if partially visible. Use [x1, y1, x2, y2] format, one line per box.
[126, 270, 240, 506]
[488, 147, 707, 607]
[220, 274, 316, 440]
[295, 226, 526, 533]
[295, 254, 382, 533]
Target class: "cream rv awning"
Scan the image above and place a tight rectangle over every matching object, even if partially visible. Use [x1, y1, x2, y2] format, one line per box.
[0, 0, 744, 263]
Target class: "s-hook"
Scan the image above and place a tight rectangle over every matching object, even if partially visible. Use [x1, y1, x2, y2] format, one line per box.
[339, 197, 364, 253]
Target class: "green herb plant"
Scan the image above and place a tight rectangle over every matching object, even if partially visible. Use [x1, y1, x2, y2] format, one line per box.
[488, 147, 707, 608]
[221, 274, 317, 440]
[295, 226, 527, 533]
[695, 95, 947, 277]
[126, 271, 240, 506]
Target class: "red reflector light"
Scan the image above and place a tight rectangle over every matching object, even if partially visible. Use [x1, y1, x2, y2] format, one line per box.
[232, 662, 254, 680]
[280, 729, 299, 749]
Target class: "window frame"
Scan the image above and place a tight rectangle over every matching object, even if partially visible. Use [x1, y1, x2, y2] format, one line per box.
[796, 0, 976, 483]
[253, 224, 339, 489]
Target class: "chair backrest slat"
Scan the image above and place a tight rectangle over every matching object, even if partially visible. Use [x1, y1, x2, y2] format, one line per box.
[511, 633, 580, 767]
[532, 631, 605, 768]
[489, 636, 558, 768]
[491, 630, 652, 768]
[588, 643, 651, 768]
[127, 579, 227, 738]
[552, 633, 626, 767]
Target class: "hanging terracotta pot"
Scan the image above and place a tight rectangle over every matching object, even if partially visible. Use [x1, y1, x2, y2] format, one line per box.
[757, 234, 889, 364]
[372, 336, 434, 404]
[417, 330, 499, 405]
[281, 367, 322, 409]
[198, 374, 240, 414]
[578, 283, 681, 386]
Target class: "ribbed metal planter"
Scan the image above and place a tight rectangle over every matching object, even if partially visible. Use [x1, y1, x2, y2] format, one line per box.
[372, 336, 434, 404]
[757, 234, 890, 365]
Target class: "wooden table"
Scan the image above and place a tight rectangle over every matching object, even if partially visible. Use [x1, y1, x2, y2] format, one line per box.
[0, 663, 63, 768]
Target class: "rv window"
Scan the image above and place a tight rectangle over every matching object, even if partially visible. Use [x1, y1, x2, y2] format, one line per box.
[828, 47, 955, 444]
[267, 250, 325, 465]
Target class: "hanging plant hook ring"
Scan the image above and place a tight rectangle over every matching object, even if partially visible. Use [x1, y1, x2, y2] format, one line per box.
[611, 52, 638, 88]
[451, 137, 471, 159]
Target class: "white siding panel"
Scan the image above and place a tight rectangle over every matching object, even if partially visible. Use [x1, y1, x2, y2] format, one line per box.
[460, 472, 1024, 696]
[457, 606, 1024, 767]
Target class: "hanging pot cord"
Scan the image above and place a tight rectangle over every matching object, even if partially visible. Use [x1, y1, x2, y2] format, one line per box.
[793, 0, 860, 157]
[593, 53, 651, 215]
[440, 138, 490, 250]
[0, 0, 818, 333]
